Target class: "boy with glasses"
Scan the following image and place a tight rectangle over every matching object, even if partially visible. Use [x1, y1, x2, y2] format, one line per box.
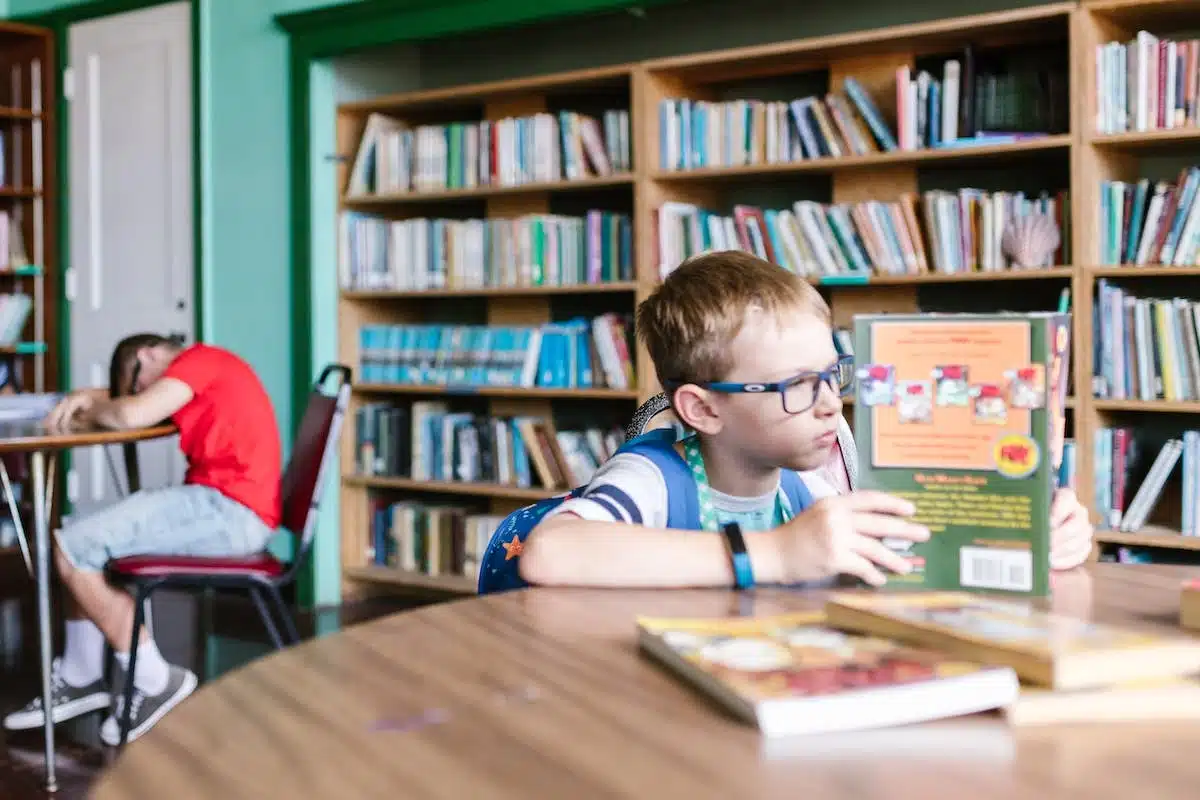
[3, 333, 282, 744]
[519, 250, 930, 589]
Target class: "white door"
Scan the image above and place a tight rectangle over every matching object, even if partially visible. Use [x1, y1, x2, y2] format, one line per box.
[66, 2, 193, 520]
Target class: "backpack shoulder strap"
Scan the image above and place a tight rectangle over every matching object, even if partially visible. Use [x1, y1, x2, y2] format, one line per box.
[613, 435, 701, 530]
[779, 469, 816, 517]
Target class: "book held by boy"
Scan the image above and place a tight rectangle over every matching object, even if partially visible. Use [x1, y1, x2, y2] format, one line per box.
[825, 591, 1200, 690]
[852, 312, 1072, 596]
[636, 611, 1019, 738]
[1182, 579, 1200, 632]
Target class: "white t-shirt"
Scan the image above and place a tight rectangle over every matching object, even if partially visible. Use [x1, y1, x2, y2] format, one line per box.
[548, 451, 839, 530]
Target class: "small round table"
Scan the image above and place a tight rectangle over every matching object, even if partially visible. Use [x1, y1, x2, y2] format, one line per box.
[0, 421, 176, 792]
[91, 563, 1200, 799]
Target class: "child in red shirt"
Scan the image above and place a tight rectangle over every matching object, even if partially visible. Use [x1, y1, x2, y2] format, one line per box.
[3, 333, 283, 745]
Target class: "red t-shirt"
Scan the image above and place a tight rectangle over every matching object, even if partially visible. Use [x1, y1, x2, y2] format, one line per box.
[163, 344, 282, 528]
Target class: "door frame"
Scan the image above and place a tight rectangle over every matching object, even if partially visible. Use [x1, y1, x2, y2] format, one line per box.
[15, 0, 203, 396]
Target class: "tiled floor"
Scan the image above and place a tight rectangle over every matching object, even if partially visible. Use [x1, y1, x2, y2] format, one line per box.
[0, 592, 419, 798]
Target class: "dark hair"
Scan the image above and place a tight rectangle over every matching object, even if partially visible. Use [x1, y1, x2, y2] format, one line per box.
[108, 333, 178, 398]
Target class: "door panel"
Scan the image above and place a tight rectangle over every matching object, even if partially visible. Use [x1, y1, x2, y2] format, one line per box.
[67, 2, 193, 519]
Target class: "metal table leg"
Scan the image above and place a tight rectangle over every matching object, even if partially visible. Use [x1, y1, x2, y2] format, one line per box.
[31, 449, 56, 793]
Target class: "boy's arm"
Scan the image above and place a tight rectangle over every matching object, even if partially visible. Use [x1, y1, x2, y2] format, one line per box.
[518, 512, 786, 588]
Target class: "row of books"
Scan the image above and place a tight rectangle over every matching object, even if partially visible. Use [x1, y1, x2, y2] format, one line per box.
[658, 81, 890, 171]
[1094, 428, 1200, 536]
[354, 400, 626, 490]
[357, 314, 636, 391]
[347, 109, 632, 196]
[1099, 167, 1200, 267]
[1095, 33, 1200, 135]
[656, 191, 1069, 280]
[894, 58, 1065, 150]
[367, 497, 503, 582]
[1092, 282, 1200, 403]
[337, 210, 634, 291]
[640, 592, 1200, 737]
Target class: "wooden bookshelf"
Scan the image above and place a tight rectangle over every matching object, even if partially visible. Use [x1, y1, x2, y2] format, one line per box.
[334, 2, 1200, 595]
[0, 23, 56, 589]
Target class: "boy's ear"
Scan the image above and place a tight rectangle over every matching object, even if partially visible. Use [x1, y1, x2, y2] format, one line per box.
[672, 385, 722, 435]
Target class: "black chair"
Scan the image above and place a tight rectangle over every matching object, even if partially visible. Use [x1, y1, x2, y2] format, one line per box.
[103, 364, 351, 747]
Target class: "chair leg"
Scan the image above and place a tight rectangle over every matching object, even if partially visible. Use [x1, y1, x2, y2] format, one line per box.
[265, 584, 300, 646]
[117, 584, 151, 749]
[249, 587, 285, 651]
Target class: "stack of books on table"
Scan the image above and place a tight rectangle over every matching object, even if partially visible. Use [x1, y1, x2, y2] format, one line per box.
[638, 591, 1200, 738]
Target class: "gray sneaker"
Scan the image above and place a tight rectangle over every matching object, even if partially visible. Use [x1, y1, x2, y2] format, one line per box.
[2, 658, 111, 730]
[100, 664, 197, 746]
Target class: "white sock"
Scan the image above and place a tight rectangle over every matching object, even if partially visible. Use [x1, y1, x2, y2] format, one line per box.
[60, 619, 106, 688]
[115, 638, 170, 696]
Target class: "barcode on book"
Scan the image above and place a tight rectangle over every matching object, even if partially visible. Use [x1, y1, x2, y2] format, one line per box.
[959, 546, 1032, 592]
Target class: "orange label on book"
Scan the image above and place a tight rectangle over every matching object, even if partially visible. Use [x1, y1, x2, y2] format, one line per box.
[868, 320, 1032, 470]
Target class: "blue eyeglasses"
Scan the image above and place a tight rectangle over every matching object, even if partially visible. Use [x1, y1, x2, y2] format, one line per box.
[663, 354, 854, 415]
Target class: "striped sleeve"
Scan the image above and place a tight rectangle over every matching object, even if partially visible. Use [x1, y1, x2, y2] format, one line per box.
[545, 452, 669, 529]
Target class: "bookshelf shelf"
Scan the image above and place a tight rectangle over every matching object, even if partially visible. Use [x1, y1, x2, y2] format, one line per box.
[1088, 128, 1200, 148]
[650, 136, 1072, 183]
[344, 474, 556, 501]
[1093, 400, 1200, 414]
[1088, 266, 1200, 277]
[341, 174, 636, 206]
[1095, 528, 1200, 551]
[352, 384, 639, 401]
[341, 281, 639, 301]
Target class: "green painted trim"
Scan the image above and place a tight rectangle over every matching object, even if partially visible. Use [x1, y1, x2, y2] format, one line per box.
[279, 0, 680, 58]
[280, 0, 684, 607]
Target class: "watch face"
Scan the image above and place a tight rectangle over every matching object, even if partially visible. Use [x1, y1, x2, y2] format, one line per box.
[723, 523, 748, 554]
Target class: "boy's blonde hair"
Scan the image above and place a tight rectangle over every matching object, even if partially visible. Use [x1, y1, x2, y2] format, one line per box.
[637, 250, 830, 387]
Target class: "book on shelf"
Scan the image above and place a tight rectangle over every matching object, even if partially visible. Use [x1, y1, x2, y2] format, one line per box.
[347, 108, 631, 196]
[357, 314, 635, 391]
[367, 497, 502, 583]
[338, 210, 633, 291]
[655, 190, 1068, 282]
[852, 311, 1072, 597]
[824, 591, 1200, 691]
[1095, 32, 1200, 135]
[1093, 427, 1199, 535]
[1098, 167, 1200, 267]
[656, 50, 1064, 171]
[354, 401, 625, 490]
[1093, 282, 1200, 402]
[637, 611, 1019, 738]
[0, 294, 30, 345]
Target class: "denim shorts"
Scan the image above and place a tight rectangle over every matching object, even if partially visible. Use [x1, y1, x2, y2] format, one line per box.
[56, 484, 276, 572]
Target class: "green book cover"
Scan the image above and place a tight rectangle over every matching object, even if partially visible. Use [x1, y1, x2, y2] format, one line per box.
[851, 312, 1072, 597]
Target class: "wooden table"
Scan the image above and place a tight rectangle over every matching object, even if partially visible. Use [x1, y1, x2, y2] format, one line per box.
[0, 421, 175, 793]
[93, 563, 1200, 800]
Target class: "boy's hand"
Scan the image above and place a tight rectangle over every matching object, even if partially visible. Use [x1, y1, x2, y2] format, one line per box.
[776, 491, 930, 586]
[1049, 487, 1094, 571]
[43, 391, 96, 431]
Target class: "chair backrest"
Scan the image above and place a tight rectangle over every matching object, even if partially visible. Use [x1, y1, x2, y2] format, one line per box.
[280, 364, 351, 570]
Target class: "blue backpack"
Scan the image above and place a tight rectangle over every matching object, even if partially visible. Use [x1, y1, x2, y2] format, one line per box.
[476, 429, 815, 594]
